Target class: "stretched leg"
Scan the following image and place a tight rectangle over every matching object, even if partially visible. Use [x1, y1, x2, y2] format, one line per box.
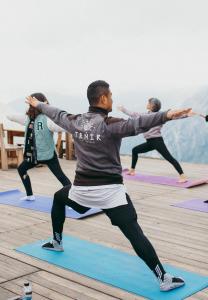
[104, 194, 165, 277]
[42, 184, 90, 250]
[154, 138, 187, 182]
[129, 142, 154, 175]
[104, 194, 185, 291]
[17, 160, 35, 196]
[46, 155, 71, 186]
[119, 221, 165, 276]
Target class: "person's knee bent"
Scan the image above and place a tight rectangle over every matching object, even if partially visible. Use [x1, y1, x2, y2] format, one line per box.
[53, 190, 63, 205]
[53, 185, 71, 207]
[18, 164, 27, 178]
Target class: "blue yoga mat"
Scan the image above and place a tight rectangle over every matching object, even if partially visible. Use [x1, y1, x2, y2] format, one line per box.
[0, 189, 101, 219]
[16, 235, 208, 300]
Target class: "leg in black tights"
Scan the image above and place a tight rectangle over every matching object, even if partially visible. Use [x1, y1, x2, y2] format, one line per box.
[118, 221, 165, 278]
[45, 155, 71, 186]
[49, 190, 185, 288]
[51, 188, 166, 281]
[153, 138, 183, 175]
[18, 155, 71, 196]
[17, 160, 35, 196]
[104, 194, 166, 280]
[131, 142, 155, 169]
[51, 185, 90, 242]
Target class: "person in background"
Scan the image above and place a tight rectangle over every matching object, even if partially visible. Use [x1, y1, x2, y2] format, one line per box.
[7, 93, 71, 200]
[118, 98, 187, 183]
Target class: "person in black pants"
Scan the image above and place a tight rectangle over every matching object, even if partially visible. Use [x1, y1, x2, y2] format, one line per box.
[131, 137, 184, 175]
[118, 99, 187, 183]
[18, 152, 71, 200]
[26, 81, 191, 291]
[50, 185, 169, 286]
[7, 92, 71, 200]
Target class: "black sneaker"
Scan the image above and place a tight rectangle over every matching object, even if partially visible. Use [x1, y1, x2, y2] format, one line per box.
[204, 200, 208, 203]
[160, 273, 185, 291]
[42, 240, 64, 252]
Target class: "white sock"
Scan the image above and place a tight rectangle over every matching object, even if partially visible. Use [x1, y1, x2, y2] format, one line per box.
[21, 195, 35, 201]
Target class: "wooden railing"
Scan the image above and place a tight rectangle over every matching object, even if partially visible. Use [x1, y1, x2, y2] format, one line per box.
[2, 128, 75, 161]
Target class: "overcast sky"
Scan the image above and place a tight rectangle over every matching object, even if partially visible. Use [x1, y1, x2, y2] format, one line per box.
[0, 0, 208, 104]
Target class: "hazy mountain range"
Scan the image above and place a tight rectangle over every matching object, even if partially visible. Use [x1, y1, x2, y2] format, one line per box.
[121, 87, 208, 163]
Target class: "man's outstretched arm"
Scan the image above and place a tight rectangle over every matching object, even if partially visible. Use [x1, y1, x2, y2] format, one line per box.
[26, 96, 75, 132]
[107, 108, 192, 138]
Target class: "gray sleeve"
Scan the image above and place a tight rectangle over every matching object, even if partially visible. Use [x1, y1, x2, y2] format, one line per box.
[47, 119, 66, 132]
[107, 111, 169, 138]
[122, 107, 141, 118]
[37, 102, 75, 133]
[7, 114, 27, 126]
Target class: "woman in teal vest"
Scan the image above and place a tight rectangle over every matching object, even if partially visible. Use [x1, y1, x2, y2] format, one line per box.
[7, 93, 71, 200]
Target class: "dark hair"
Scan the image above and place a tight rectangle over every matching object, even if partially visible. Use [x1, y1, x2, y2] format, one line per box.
[148, 98, 161, 112]
[26, 92, 48, 119]
[87, 80, 110, 106]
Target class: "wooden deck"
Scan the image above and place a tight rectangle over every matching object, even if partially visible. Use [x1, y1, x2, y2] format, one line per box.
[0, 156, 207, 300]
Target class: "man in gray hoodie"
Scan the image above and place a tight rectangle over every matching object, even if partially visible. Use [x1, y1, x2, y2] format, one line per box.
[26, 80, 192, 291]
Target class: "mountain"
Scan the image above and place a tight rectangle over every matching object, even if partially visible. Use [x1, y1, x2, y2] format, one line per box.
[162, 87, 208, 163]
[121, 87, 208, 163]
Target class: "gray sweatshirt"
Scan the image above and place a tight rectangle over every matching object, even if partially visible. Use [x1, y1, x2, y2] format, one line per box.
[121, 107, 162, 139]
[37, 103, 169, 186]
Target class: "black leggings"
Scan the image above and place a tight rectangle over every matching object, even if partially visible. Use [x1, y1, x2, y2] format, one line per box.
[18, 154, 71, 196]
[51, 185, 165, 277]
[131, 137, 183, 175]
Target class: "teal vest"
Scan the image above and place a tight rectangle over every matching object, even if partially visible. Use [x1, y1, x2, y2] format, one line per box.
[25, 114, 55, 161]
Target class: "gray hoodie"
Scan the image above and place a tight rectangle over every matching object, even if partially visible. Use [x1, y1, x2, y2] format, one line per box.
[37, 103, 169, 186]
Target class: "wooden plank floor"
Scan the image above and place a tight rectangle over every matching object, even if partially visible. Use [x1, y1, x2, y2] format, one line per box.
[0, 156, 207, 299]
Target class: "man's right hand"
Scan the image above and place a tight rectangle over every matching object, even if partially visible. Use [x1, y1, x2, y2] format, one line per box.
[167, 108, 192, 120]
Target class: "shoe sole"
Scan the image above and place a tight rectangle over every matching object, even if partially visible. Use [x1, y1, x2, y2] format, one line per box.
[160, 282, 185, 291]
[42, 247, 64, 252]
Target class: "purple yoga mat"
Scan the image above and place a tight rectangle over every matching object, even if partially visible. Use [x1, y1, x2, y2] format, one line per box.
[0, 189, 102, 219]
[172, 199, 208, 213]
[122, 169, 208, 188]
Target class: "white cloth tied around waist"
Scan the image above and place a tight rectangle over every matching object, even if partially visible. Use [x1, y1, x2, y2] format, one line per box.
[68, 184, 127, 209]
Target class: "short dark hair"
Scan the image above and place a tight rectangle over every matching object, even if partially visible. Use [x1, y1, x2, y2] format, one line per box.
[27, 92, 48, 119]
[87, 80, 110, 106]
